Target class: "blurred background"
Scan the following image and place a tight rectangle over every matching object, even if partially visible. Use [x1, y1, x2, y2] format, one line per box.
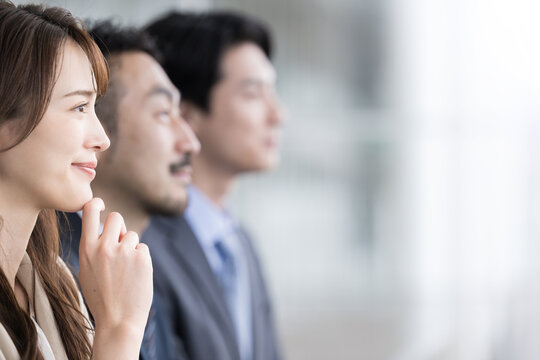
[15, 0, 540, 358]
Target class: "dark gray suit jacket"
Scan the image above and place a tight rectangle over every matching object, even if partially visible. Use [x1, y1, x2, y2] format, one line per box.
[145, 215, 281, 360]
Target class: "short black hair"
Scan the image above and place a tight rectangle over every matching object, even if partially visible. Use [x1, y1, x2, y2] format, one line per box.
[89, 20, 161, 62]
[87, 20, 161, 144]
[144, 11, 272, 112]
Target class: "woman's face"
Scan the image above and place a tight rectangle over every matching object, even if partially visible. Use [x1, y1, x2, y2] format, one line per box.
[0, 40, 110, 212]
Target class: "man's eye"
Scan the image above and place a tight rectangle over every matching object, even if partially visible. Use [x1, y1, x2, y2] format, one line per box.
[157, 111, 171, 123]
[243, 91, 260, 99]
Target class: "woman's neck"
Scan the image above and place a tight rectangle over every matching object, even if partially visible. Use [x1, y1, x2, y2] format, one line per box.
[0, 186, 39, 289]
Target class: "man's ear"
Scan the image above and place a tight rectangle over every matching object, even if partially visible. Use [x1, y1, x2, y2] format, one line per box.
[180, 101, 206, 135]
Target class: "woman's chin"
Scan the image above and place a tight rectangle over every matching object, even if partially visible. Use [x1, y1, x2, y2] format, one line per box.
[57, 190, 93, 212]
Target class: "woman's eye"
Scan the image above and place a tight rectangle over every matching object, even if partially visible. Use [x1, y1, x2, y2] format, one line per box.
[74, 103, 88, 113]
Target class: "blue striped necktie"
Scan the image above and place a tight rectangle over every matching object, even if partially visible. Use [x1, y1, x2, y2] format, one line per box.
[213, 234, 253, 360]
[214, 238, 237, 311]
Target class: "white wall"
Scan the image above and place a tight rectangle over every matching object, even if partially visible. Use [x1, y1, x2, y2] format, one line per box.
[12, 0, 540, 358]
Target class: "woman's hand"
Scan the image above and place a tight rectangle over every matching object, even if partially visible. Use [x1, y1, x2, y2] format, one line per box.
[78, 198, 153, 359]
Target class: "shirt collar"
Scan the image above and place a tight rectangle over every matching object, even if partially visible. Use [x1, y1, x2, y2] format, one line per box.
[185, 185, 237, 250]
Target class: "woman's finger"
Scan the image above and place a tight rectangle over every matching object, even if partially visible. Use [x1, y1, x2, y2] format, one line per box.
[81, 198, 105, 252]
[100, 212, 125, 246]
[119, 231, 139, 250]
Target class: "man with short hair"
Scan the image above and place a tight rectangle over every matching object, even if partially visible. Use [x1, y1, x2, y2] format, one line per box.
[145, 11, 284, 360]
[59, 21, 200, 360]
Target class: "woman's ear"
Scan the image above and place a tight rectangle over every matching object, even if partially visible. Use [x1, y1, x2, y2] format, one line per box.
[0, 119, 21, 150]
[180, 101, 205, 135]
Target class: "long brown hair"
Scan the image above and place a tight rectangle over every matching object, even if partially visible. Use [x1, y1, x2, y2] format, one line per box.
[0, 2, 108, 359]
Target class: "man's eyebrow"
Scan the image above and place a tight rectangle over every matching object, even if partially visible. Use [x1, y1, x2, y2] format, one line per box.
[240, 78, 264, 86]
[238, 77, 276, 88]
[62, 89, 96, 98]
[146, 86, 175, 101]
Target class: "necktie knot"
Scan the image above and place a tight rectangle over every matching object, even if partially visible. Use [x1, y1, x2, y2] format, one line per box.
[214, 239, 235, 267]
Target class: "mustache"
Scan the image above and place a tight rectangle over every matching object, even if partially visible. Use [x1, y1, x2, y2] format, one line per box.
[170, 154, 191, 173]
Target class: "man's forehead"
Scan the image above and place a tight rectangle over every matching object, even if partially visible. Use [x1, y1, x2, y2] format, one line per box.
[115, 52, 163, 82]
[221, 64, 276, 86]
[114, 52, 179, 100]
[240, 72, 276, 85]
[219, 43, 275, 81]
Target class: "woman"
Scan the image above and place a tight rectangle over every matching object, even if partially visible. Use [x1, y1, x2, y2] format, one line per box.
[0, 2, 153, 359]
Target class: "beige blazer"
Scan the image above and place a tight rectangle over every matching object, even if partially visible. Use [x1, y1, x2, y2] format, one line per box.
[0, 253, 92, 360]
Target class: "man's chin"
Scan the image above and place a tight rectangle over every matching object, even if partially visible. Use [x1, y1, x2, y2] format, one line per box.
[144, 198, 187, 217]
[251, 161, 278, 173]
[250, 152, 280, 172]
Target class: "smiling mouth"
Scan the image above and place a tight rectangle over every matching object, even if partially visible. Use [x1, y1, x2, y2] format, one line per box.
[72, 162, 97, 179]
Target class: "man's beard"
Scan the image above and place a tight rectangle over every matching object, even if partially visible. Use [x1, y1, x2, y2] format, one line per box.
[169, 153, 191, 174]
[142, 192, 187, 217]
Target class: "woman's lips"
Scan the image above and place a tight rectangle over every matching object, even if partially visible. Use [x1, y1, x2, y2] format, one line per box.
[72, 162, 97, 179]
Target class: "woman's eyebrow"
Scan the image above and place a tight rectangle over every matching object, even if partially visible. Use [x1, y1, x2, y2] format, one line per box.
[62, 89, 96, 98]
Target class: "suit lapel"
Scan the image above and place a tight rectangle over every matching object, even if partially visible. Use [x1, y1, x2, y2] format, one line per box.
[151, 216, 239, 357]
[58, 212, 83, 275]
[237, 229, 266, 360]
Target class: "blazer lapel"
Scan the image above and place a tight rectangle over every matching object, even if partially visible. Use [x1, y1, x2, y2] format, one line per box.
[149, 216, 239, 356]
